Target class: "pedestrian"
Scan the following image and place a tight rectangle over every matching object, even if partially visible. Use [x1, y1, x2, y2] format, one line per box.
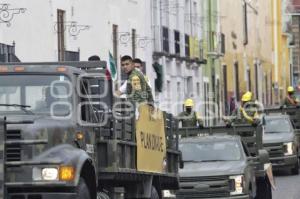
[120, 55, 154, 105]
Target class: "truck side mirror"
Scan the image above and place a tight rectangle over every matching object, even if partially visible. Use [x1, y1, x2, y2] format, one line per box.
[179, 153, 184, 169]
[179, 160, 184, 169]
[258, 149, 270, 164]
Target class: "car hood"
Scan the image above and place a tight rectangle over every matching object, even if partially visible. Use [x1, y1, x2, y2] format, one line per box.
[263, 132, 294, 143]
[179, 160, 246, 177]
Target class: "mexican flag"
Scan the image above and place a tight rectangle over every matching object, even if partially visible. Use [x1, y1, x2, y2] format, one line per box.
[108, 52, 117, 81]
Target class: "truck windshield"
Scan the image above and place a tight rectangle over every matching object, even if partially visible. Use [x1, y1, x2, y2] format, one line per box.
[0, 75, 72, 116]
[179, 140, 242, 162]
[265, 118, 292, 133]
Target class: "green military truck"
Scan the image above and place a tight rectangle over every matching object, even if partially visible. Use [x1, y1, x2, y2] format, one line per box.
[264, 107, 300, 173]
[0, 61, 180, 199]
[177, 124, 274, 199]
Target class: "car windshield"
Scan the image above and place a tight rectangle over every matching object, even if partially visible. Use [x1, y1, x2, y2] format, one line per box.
[179, 140, 242, 162]
[0, 75, 72, 116]
[265, 118, 292, 133]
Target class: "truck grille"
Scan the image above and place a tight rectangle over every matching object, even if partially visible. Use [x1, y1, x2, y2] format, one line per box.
[178, 176, 232, 198]
[263, 142, 284, 158]
[6, 130, 21, 162]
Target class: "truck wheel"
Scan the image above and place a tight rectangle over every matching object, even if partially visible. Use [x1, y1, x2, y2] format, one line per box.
[76, 177, 91, 199]
[150, 186, 160, 199]
[291, 159, 299, 175]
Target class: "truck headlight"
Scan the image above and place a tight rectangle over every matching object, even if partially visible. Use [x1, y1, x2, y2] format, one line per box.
[42, 168, 59, 180]
[284, 142, 293, 156]
[162, 190, 176, 198]
[33, 167, 58, 181]
[230, 175, 244, 195]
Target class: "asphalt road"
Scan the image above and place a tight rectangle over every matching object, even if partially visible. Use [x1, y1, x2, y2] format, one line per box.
[273, 170, 300, 199]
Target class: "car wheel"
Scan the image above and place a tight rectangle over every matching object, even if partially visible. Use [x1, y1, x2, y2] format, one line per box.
[150, 186, 160, 199]
[291, 158, 299, 175]
[76, 177, 91, 199]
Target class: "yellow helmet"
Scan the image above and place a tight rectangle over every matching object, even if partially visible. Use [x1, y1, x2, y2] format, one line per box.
[184, 98, 194, 107]
[288, 86, 294, 93]
[241, 91, 252, 102]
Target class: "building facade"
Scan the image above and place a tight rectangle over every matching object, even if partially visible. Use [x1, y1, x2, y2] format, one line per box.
[0, 0, 205, 117]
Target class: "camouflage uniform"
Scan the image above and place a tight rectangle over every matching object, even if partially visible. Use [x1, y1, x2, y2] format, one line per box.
[282, 95, 298, 107]
[126, 68, 154, 104]
[229, 104, 260, 125]
[177, 111, 204, 128]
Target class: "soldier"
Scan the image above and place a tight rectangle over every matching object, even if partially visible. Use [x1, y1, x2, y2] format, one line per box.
[120, 55, 154, 104]
[227, 91, 260, 125]
[177, 98, 204, 128]
[282, 86, 299, 107]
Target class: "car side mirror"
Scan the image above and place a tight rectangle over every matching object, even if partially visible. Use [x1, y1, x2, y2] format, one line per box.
[258, 149, 270, 164]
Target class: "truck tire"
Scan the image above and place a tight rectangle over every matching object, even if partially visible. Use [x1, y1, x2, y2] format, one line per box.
[291, 159, 299, 175]
[76, 177, 91, 199]
[150, 186, 160, 199]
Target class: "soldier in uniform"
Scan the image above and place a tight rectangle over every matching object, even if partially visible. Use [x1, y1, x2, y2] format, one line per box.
[226, 91, 260, 125]
[120, 55, 154, 104]
[282, 86, 299, 107]
[177, 98, 204, 128]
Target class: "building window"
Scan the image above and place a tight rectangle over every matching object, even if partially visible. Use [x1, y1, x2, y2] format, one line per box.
[243, 2, 248, 45]
[247, 69, 251, 91]
[185, 34, 190, 57]
[167, 80, 171, 99]
[234, 62, 240, 101]
[57, 9, 65, 61]
[162, 26, 169, 53]
[187, 76, 193, 97]
[223, 65, 228, 114]
[132, 29, 136, 58]
[174, 30, 180, 55]
[255, 63, 258, 99]
[197, 82, 200, 96]
[113, 24, 122, 80]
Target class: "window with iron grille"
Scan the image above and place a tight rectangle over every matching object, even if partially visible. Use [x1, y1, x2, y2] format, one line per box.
[221, 33, 226, 54]
[247, 69, 251, 91]
[162, 26, 169, 53]
[185, 34, 190, 57]
[243, 3, 248, 45]
[132, 29, 136, 58]
[234, 62, 240, 101]
[174, 30, 180, 55]
[57, 9, 65, 61]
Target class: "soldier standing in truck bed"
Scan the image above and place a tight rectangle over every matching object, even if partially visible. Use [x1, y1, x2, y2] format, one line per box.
[120, 55, 154, 105]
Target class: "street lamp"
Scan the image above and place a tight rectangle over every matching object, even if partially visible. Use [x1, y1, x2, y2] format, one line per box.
[0, 3, 26, 27]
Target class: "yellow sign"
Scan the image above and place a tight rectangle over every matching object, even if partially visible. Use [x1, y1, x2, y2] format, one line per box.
[136, 104, 167, 173]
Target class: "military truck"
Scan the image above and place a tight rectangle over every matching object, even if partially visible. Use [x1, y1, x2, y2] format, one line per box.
[177, 124, 274, 199]
[0, 61, 180, 199]
[263, 114, 299, 174]
[178, 135, 257, 199]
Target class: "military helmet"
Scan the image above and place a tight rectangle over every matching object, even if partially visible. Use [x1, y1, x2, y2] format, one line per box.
[288, 86, 294, 93]
[184, 98, 194, 107]
[241, 91, 253, 102]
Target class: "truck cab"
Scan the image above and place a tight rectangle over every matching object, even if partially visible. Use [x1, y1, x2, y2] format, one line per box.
[0, 62, 180, 199]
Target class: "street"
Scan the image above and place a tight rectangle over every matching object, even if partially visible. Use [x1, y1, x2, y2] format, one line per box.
[273, 171, 300, 199]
